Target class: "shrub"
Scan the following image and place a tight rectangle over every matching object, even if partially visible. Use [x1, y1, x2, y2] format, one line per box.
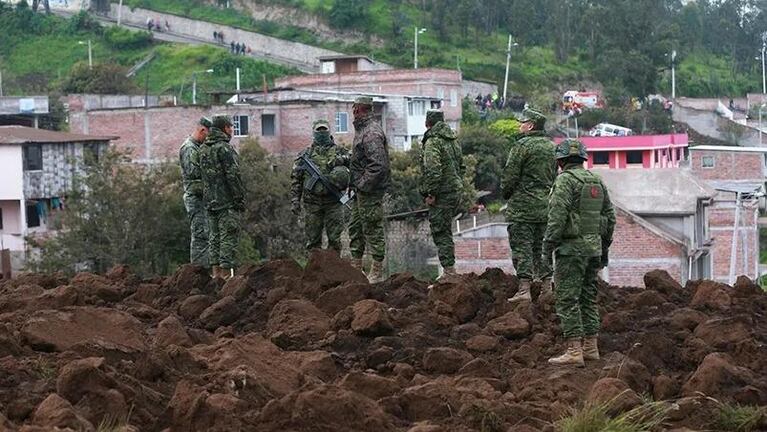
[104, 26, 152, 49]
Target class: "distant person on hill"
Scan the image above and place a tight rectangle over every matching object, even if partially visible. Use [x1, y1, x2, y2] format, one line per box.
[214, 31, 218, 41]
[230, 41, 235, 53]
[165, 20, 170, 32]
[147, 17, 153, 31]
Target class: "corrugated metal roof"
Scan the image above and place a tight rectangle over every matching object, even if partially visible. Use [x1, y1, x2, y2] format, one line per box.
[0, 125, 117, 145]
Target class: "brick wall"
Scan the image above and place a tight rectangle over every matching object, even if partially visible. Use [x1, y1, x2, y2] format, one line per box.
[70, 102, 356, 160]
[276, 68, 464, 123]
[690, 150, 764, 181]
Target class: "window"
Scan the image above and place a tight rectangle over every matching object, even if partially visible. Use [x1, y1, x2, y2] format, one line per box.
[83, 143, 100, 164]
[437, 88, 445, 107]
[593, 151, 609, 165]
[233, 115, 249, 136]
[408, 100, 426, 116]
[450, 90, 458, 107]
[702, 155, 715, 168]
[335, 112, 349, 133]
[261, 114, 275, 136]
[23, 144, 43, 171]
[26, 204, 40, 228]
[430, 100, 441, 109]
[626, 150, 644, 165]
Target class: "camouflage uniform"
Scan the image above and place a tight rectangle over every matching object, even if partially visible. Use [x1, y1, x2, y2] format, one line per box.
[420, 111, 464, 268]
[290, 120, 350, 252]
[501, 109, 557, 282]
[179, 117, 211, 266]
[544, 140, 616, 340]
[349, 97, 390, 263]
[199, 116, 245, 271]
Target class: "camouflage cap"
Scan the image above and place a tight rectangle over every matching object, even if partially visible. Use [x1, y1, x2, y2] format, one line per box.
[555, 138, 588, 160]
[211, 114, 233, 130]
[353, 96, 374, 106]
[198, 117, 212, 128]
[313, 119, 330, 131]
[426, 110, 444, 125]
[521, 108, 547, 130]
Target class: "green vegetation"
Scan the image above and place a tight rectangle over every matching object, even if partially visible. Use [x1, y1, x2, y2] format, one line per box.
[0, 3, 296, 105]
[556, 400, 670, 432]
[715, 403, 765, 432]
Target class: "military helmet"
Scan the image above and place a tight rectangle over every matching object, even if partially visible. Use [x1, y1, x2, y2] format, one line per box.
[353, 96, 374, 107]
[211, 114, 233, 130]
[313, 119, 330, 131]
[198, 117, 213, 128]
[555, 138, 588, 160]
[328, 165, 350, 190]
[520, 107, 547, 130]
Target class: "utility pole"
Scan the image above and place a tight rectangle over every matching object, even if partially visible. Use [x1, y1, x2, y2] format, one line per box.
[117, 0, 123, 26]
[192, 69, 214, 105]
[414, 27, 426, 69]
[762, 37, 766, 94]
[671, 49, 676, 100]
[502, 36, 519, 104]
[0, 70, 3, 97]
[79, 40, 92, 69]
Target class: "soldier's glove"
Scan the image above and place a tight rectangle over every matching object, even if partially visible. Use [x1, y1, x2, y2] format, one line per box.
[291, 201, 301, 216]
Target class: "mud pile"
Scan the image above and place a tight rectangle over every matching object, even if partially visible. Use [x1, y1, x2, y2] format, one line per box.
[0, 250, 765, 431]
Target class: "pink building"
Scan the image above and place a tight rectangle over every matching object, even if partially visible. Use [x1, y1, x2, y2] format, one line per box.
[554, 134, 689, 169]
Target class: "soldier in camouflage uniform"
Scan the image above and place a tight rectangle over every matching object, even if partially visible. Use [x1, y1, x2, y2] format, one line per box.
[199, 115, 245, 280]
[349, 96, 391, 283]
[179, 117, 212, 267]
[420, 110, 464, 279]
[502, 108, 557, 303]
[290, 119, 350, 253]
[543, 138, 615, 367]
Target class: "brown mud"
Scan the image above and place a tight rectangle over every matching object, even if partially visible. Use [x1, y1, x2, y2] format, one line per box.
[0, 250, 765, 431]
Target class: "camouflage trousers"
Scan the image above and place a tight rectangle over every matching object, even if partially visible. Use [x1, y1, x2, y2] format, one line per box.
[184, 194, 209, 267]
[349, 192, 386, 262]
[553, 254, 602, 339]
[429, 194, 462, 267]
[304, 201, 345, 252]
[207, 208, 241, 270]
[507, 221, 551, 281]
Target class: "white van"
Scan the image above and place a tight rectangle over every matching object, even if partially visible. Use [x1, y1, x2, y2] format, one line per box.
[589, 123, 633, 137]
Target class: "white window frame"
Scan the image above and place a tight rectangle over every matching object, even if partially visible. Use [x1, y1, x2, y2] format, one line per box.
[450, 89, 458, 107]
[232, 115, 249, 137]
[335, 112, 349, 133]
[408, 100, 426, 117]
[701, 155, 715, 168]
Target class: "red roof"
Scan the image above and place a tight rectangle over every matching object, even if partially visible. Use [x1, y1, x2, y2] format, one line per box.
[0, 125, 117, 145]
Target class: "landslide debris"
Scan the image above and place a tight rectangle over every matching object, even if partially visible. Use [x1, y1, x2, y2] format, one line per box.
[0, 253, 764, 431]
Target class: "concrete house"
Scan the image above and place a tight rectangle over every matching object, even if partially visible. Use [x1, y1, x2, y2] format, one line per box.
[0, 126, 115, 274]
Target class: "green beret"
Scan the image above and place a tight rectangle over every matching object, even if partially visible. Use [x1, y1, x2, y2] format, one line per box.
[521, 108, 547, 130]
[426, 110, 444, 125]
[198, 117, 212, 128]
[211, 114, 233, 129]
[353, 96, 373, 106]
[313, 119, 330, 131]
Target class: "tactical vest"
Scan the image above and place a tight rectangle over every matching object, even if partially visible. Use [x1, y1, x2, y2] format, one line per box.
[303, 145, 339, 196]
[559, 169, 605, 257]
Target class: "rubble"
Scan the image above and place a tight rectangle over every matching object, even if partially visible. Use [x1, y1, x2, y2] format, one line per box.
[0, 257, 764, 431]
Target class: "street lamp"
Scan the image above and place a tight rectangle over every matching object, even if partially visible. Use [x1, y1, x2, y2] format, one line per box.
[759, 103, 765, 146]
[414, 27, 426, 69]
[502, 35, 519, 104]
[192, 69, 214, 105]
[78, 40, 92, 70]
[665, 50, 677, 100]
[762, 36, 766, 94]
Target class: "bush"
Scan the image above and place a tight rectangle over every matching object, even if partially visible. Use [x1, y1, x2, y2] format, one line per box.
[459, 124, 510, 200]
[28, 151, 188, 276]
[488, 118, 521, 139]
[66, 10, 103, 35]
[104, 26, 152, 49]
[62, 62, 138, 94]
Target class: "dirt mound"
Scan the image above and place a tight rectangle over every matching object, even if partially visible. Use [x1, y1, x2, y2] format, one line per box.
[0, 264, 764, 431]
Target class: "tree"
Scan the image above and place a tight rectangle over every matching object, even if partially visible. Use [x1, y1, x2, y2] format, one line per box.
[458, 124, 510, 201]
[29, 151, 188, 276]
[328, 0, 368, 29]
[62, 62, 138, 94]
[238, 138, 304, 261]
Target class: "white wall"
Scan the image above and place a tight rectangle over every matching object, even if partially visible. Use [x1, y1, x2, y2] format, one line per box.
[0, 146, 23, 200]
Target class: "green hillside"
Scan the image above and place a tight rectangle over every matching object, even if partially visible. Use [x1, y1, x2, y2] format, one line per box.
[0, 2, 297, 104]
[119, 0, 766, 101]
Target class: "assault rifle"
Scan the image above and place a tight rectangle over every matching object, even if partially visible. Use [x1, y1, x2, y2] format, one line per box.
[299, 153, 354, 209]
